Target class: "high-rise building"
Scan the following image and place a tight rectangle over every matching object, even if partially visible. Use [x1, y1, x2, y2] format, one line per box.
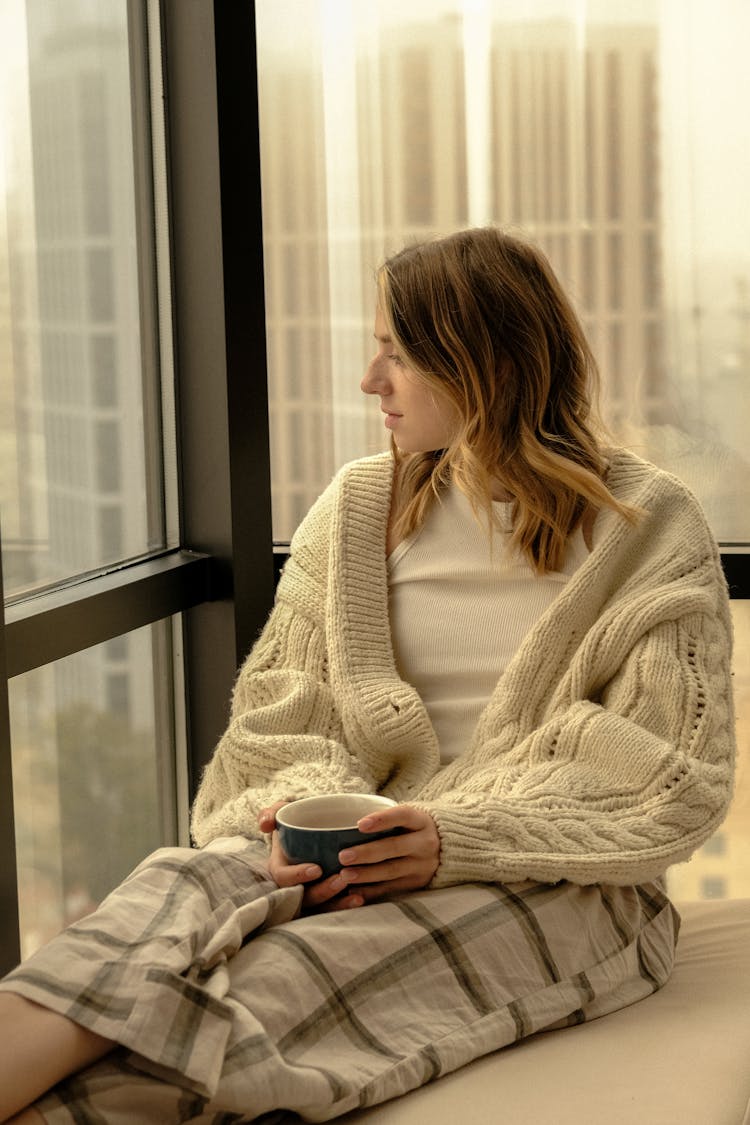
[4, 3, 155, 719]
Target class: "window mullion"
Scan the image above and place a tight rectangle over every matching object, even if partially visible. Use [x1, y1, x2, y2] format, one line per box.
[0, 548, 21, 975]
[4, 550, 217, 679]
[127, 0, 169, 553]
[161, 0, 276, 798]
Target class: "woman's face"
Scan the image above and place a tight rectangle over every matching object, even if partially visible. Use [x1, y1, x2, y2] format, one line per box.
[360, 307, 458, 453]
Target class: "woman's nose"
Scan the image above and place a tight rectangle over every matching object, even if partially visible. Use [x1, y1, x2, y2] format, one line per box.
[361, 356, 389, 396]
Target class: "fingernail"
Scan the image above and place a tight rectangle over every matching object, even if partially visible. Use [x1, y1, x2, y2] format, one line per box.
[358, 818, 376, 831]
[339, 849, 356, 863]
[305, 865, 321, 879]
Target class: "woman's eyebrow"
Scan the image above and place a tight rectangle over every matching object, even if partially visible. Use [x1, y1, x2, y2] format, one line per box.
[374, 333, 393, 343]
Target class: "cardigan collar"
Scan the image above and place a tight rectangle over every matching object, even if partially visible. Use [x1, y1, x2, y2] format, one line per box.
[324, 448, 664, 794]
[326, 453, 441, 796]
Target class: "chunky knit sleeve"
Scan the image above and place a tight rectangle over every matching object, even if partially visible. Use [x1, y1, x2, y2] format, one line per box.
[190, 480, 377, 847]
[415, 497, 736, 888]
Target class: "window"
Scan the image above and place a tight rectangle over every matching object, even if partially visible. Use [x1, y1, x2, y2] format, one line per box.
[0, 0, 181, 967]
[10, 622, 176, 959]
[1, 1, 275, 976]
[256, 0, 750, 547]
[0, 2, 169, 599]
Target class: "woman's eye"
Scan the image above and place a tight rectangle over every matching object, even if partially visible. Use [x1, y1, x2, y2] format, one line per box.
[388, 353, 405, 367]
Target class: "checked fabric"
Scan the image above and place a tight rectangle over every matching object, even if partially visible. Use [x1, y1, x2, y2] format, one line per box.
[0, 836, 679, 1123]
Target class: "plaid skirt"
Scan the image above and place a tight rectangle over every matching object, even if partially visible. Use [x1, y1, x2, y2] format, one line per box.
[0, 836, 680, 1123]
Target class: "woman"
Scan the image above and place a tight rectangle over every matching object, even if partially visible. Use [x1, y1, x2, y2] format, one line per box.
[0, 228, 735, 1123]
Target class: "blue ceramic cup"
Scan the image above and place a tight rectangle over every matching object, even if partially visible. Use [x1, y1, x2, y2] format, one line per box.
[275, 793, 400, 878]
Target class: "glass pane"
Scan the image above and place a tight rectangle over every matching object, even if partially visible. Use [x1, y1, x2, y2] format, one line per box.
[9, 620, 178, 959]
[256, 0, 750, 545]
[667, 600, 750, 901]
[0, 1, 166, 598]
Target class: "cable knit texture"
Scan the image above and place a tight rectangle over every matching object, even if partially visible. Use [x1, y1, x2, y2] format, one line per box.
[191, 448, 736, 888]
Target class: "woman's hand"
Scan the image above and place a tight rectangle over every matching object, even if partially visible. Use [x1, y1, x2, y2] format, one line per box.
[259, 801, 369, 912]
[258, 802, 440, 912]
[337, 805, 440, 902]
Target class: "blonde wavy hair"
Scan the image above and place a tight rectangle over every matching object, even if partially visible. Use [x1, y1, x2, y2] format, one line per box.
[377, 227, 639, 574]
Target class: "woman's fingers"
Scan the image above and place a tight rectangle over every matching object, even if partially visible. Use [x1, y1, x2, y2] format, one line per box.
[328, 865, 435, 906]
[268, 834, 363, 907]
[257, 799, 290, 834]
[338, 833, 421, 867]
[302, 869, 361, 909]
[269, 858, 323, 888]
[267, 832, 320, 885]
[338, 805, 440, 876]
[334, 805, 441, 897]
[357, 804, 427, 833]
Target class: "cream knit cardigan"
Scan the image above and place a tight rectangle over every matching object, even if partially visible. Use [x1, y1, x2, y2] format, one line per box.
[191, 448, 736, 888]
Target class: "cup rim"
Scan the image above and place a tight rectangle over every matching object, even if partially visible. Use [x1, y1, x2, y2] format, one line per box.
[275, 793, 396, 831]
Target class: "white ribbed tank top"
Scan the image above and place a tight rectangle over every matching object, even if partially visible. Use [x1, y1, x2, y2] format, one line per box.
[387, 485, 589, 764]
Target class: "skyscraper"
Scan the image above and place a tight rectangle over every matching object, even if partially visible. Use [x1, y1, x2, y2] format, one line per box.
[4, 2, 157, 716]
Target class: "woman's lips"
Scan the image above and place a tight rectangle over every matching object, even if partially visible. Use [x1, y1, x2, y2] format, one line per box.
[383, 412, 401, 429]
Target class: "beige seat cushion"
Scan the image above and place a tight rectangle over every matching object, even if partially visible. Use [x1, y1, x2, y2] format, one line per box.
[345, 898, 750, 1125]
